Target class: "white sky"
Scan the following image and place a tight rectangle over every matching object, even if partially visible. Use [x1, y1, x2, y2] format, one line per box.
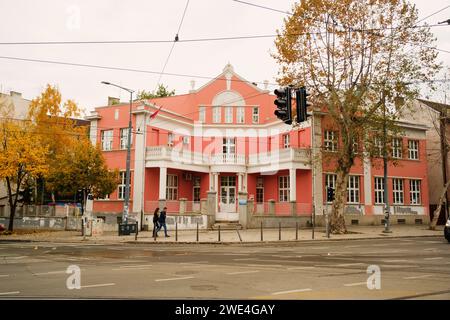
[0, 0, 449, 114]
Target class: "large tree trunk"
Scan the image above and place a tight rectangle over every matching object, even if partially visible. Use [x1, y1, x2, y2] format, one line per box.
[6, 177, 16, 232]
[429, 179, 450, 230]
[330, 168, 349, 234]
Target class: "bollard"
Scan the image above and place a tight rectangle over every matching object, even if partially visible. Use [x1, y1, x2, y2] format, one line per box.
[296, 222, 298, 240]
[260, 221, 263, 242]
[279, 222, 282, 240]
[218, 225, 221, 242]
[196, 222, 199, 242]
[135, 222, 138, 241]
[175, 221, 178, 242]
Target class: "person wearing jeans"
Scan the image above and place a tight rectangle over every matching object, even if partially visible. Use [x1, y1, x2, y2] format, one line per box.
[157, 207, 170, 237]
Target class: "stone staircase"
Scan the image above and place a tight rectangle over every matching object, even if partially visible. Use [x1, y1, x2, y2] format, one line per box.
[211, 221, 243, 230]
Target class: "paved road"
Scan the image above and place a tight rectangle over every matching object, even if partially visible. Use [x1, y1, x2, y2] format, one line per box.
[0, 236, 449, 299]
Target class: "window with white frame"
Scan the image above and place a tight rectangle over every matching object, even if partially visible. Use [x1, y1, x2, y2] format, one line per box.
[279, 176, 290, 202]
[199, 106, 206, 123]
[101, 130, 113, 151]
[252, 107, 259, 124]
[408, 140, 419, 160]
[374, 136, 383, 157]
[213, 106, 221, 123]
[223, 137, 236, 154]
[392, 138, 402, 159]
[166, 174, 178, 201]
[325, 174, 337, 203]
[237, 107, 245, 124]
[118, 171, 126, 200]
[392, 178, 404, 204]
[283, 134, 290, 149]
[410, 179, 421, 205]
[167, 132, 174, 147]
[324, 130, 337, 152]
[120, 128, 132, 150]
[374, 177, 385, 204]
[256, 177, 264, 204]
[347, 175, 360, 204]
[225, 106, 233, 123]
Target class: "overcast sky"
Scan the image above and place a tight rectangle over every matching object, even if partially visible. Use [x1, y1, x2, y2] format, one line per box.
[0, 0, 449, 114]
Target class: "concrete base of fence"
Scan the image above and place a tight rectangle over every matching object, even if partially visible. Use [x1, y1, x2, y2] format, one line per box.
[0, 216, 82, 231]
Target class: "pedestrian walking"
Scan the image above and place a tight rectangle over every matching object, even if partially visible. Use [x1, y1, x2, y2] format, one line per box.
[152, 207, 160, 238]
[157, 207, 170, 237]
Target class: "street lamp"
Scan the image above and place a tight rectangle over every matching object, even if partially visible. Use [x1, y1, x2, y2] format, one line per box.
[101, 81, 134, 226]
[382, 92, 392, 233]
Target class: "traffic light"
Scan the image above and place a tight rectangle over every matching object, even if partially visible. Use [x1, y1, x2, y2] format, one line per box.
[274, 87, 292, 125]
[296, 87, 310, 123]
[327, 187, 335, 202]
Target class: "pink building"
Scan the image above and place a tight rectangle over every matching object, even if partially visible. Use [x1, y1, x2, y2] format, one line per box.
[87, 64, 430, 229]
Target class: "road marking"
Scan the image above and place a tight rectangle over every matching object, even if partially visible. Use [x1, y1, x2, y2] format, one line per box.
[309, 247, 329, 249]
[344, 245, 361, 248]
[382, 259, 410, 263]
[271, 255, 295, 258]
[0, 275, 10, 278]
[232, 258, 258, 261]
[403, 274, 433, 280]
[155, 276, 194, 282]
[272, 288, 312, 295]
[344, 282, 367, 287]
[251, 259, 300, 264]
[381, 264, 420, 268]
[336, 263, 365, 267]
[81, 283, 115, 289]
[34, 271, 66, 276]
[371, 244, 390, 247]
[246, 264, 283, 268]
[180, 261, 208, 265]
[118, 264, 153, 268]
[226, 270, 260, 275]
[0, 291, 20, 296]
[287, 266, 315, 270]
[424, 257, 443, 260]
[4, 256, 27, 259]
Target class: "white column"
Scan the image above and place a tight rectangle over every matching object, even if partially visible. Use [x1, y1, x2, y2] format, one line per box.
[237, 173, 243, 192]
[214, 173, 219, 213]
[363, 150, 372, 207]
[132, 112, 147, 215]
[289, 168, 297, 202]
[159, 167, 167, 200]
[243, 173, 248, 192]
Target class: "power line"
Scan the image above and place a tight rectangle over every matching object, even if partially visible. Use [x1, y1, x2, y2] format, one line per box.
[231, 0, 292, 16]
[415, 4, 450, 25]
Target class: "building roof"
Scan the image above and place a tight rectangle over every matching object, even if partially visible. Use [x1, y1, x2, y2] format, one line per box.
[417, 99, 450, 113]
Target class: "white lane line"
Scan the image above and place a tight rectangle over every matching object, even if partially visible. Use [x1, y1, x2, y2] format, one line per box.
[4, 256, 27, 259]
[344, 282, 367, 287]
[382, 259, 410, 263]
[424, 257, 443, 260]
[336, 263, 365, 267]
[118, 264, 153, 268]
[344, 245, 362, 248]
[287, 266, 315, 270]
[34, 271, 66, 276]
[252, 259, 300, 264]
[0, 275, 10, 278]
[226, 270, 260, 275]
[81, 283, 115, 289]
[403, 274, 433, 280]
[246, 264, 283, 268]
[0, 291, 20, 296]
[272, 288, 312, 295]
[155, 276, 194, 282]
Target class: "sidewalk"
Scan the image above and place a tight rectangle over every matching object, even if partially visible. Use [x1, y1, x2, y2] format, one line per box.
[0, 225, 445, 244]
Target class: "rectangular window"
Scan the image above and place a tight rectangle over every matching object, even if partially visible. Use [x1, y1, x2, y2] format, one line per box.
[279, 176, 290, 202]
[392, 138, 402, 159]
[199, 106, 206, 123]
[237, 107, 245, 124]
[167, 133, 174, 147]
[101, 130, 113, 151]
[393, 178, 404, 204]
[193, 176, 201, 203]
[347, 175, 360, 204]
[374, 177, 385, 204]
[223, 137, 236, 154]
[283, 134, 290, 149]
[408, 140, 419, 160]
[225, 107, 233, 123]
[118, 171, 126, 200]
[325, 174, 337, 203]
[324, 130, 337, 152]
[410, 179, 421, 205]
[213, 106, 221, 123]
[166, 174, 178, 201]
[256, 177, 264, 204]
[120, 128, 132, 150]
[252, 107, 259, 124]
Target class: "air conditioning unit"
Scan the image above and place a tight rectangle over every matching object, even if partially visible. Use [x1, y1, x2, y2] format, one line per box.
[183, 136, 190, 144]
[184, 173, 192, 181]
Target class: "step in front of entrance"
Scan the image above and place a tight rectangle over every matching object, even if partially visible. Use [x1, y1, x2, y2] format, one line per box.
[212, 222, 243, 230]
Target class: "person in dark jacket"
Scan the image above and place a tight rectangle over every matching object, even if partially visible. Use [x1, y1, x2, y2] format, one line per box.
[157, 207, 170, 237]
[152, 207, 160, 238]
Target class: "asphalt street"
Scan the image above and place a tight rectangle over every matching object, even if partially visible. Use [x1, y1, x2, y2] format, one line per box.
[0, 236, 449, 299]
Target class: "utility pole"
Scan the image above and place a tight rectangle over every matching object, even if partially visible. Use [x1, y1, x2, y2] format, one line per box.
[440, 109, 449, 221]
[382, 92, 392, 233]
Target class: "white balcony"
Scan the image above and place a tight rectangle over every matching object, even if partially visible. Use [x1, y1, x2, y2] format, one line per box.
[210, 153, 246, 165]
[247, 148, 311, 166]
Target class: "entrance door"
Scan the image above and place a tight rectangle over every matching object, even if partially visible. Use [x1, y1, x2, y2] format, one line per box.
[220, 176, 236, 214]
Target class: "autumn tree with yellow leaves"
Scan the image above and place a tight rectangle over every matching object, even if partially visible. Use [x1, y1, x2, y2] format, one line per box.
[274, 0, 441, 233]
[0, 97, 49, 231]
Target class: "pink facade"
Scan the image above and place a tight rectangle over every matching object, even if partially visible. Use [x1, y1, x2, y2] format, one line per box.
[87, 64, 430, 225]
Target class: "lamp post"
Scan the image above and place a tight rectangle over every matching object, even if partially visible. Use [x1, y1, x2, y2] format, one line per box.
[101, 81, 134, 226]
[382, 92, 392, 233]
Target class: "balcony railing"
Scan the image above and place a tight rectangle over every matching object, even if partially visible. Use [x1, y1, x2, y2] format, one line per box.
[146, 146, 310, 166]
